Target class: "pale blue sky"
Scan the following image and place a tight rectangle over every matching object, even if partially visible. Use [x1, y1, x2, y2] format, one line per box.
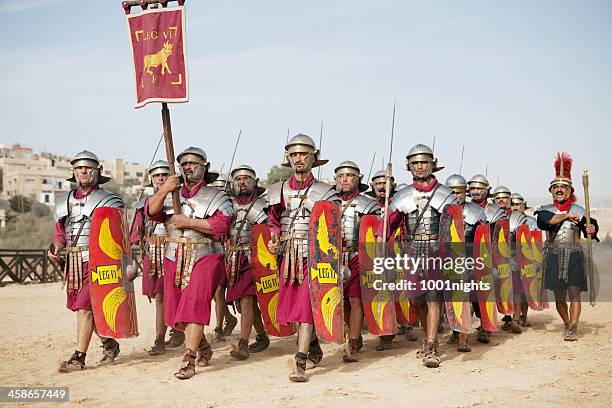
[1, 0, 610, 202]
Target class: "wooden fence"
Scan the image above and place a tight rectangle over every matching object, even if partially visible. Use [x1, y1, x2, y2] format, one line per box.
[0, 247, 143, 285]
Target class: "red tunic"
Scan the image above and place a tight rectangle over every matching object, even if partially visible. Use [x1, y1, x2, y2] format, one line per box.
[225, 192, 259, 302]
[130, 206, 164, 298]
[146, 181, 232, 330]
[267, 174, 315, 325]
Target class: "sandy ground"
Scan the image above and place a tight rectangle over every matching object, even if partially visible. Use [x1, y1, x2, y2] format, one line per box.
[1, 281, 611, 408]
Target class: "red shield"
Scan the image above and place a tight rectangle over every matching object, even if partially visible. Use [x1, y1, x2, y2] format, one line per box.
[473, 223, 498, 332]
[89, 207, 138, 338]
[440, 204, 471, 333]
[359, 215, 397, 335]
[493, 219, 513, 315]
[530, 230, 548, 309]
[125, 6, 188, 108]
[250, 225, 295, 337]
[308, 201, 344, 343]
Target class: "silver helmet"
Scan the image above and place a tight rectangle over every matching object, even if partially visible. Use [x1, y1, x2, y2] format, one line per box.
[231, 164, 266, 196]
[67, 150, 110, 185]
[148, 160, 170, 177]
[405, 143, 443, 179]
[467, 174, 490, 190]
[334, 160, 368, 192]
[367, 169, 396, 198]
[510, 192, 530, 209]
[177, 147, 216, 183]
[491, 185, 512, 199]
[445, 174, 467, 190]
[210, 172, 231, 191]
[282, 133, 328, 169]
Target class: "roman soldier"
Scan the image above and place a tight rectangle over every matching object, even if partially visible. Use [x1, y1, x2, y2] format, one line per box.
[266, 134, 340, 382]
[48, 150, 123, 372]
[333, 161, 380, 362]
[511, 192, 538, 327]
[468, 175, 506, 223]
[511, 193, 538, 230]
[146, 146, 234, 379]
[492, 185, 526, 334]
[535, 153, 598, 341]
[376, 144, 457, 368]
[367, 169, 397, 208]
[225, 164, 270, 360]
[445, 174, 487, 352]
[210, 171, 239, 341]
[367, 170, 417, 348]
[130, 160, 184, 355]
[467, 174, 507, 342]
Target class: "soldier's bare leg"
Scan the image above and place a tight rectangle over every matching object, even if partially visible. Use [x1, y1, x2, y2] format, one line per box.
[343, 297, 363, 362]
[175, 322, 205, 380]
[76, 309, 95, 353]
[420, 300, 441, 368]
[148, 293, 167, 356]
[290, 323, 314, 382]
[554, 289, 570, 323]
[59, 310, 95, 372]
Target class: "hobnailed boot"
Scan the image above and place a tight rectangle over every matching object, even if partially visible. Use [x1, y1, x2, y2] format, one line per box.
[196, 337, 213, 367]
[564, 324, 578, 341]
[305, 339, 323, 370]
[289, 353, 308, 382]
[223, 314, 238, 337]
[421, 339, 440, 368]
[405, 326, 418, 341]
[248, 333, 270, 353]
[342, 338, 360, 363]
[174, 349, 196, 380]
[355, 335, 364, 352]
[511, 320, 523, 334]
[477, 326, 490, 344]
[230, 338, 250, 360]
[59, 351, 86, 373]
[501, 315, 513, 332]
[97, 338, 120, 366]
[147, 335, 166, 356]
[166, 328, 185, 348]
[375, 335, 394, 351]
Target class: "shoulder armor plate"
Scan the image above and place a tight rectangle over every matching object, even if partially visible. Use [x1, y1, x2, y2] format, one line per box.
[463, 202, 487, 226]
[54, 191, 71, 221]
[389, 185, 418, 214]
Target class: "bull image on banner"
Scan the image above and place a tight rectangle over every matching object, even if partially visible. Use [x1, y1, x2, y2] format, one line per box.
[125, 6, 188, 108]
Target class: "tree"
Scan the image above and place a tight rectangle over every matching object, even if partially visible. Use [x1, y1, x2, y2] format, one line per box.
[263, 165, 293, 187]
[9, 195, 31, 213]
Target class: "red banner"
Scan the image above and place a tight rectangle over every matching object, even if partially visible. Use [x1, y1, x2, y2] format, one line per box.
[125, 6, 188, 108]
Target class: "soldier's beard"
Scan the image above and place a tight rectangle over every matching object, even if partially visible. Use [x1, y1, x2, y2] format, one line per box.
[292, 153, 314, 174]
[235, 179, 256, 197]
[409, 163, 433, 181]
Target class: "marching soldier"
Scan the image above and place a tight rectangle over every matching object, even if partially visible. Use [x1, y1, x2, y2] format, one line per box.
[146, 147, 234, 379]
[535, 153, 598, 341]
[333, 161, 380, 362]
[510, 192, 538, 327]
[130, 160, 182, 355]
[377, 144, 457, 368]
[445, 174, 487, 352]
[266, 134, 340, 382]
[48, 150, 123, 372]
[511, 193, 538, 230]
[210, 172, 239, 341]
[492, 185, 525, 334]
[467, 174, 507, 342]
[367, 169, 397, 209]
[225, 164, 270, 360]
